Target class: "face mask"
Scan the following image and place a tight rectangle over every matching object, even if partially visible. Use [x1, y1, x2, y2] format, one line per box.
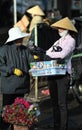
[59, 30, 68, 37]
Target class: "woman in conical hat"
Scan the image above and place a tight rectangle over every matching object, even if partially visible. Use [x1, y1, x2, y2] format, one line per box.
[26, 5, 45, 32]
[46, 17, 78, 130]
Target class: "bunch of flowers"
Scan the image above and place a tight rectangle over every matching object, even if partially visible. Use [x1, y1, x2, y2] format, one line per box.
[2, 97, 40, 128]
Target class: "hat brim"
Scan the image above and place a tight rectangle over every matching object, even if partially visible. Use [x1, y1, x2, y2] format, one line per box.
[5, 33, 30, 44]
[51, 17, 78, 33]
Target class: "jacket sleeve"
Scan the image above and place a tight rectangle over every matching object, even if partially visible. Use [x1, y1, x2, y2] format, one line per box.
[0, 46, 14, 76]
[46, 36, 75, 59]
[26, 47, 34, 65]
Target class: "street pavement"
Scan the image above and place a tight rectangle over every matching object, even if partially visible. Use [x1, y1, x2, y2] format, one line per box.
[38, 98, 82, 130]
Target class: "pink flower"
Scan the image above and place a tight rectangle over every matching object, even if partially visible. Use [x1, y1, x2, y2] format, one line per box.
[2, 97, 39, 128]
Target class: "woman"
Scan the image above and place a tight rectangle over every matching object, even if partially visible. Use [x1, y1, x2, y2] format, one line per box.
[0, 27, 34, 130]
[46, 17, 78, 130]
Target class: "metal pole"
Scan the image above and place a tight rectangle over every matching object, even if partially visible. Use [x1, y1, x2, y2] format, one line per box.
[13, 0, 17, 24]
[35, 76, 38, 100]
[34, 24, 38, 101]
[35, 24, 38, 46]
[52, 0, 57, 9]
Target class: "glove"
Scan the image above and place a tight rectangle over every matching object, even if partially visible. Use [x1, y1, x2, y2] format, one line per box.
[14, 68, 23, 76]
[51, 46, 62, 52]
[44, 55, 52, 61]
[34, 55, 39, 60]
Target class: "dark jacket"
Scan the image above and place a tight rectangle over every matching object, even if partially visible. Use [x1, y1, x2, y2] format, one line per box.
[29, 23, 59, 50]
[0, 43, 34, 94]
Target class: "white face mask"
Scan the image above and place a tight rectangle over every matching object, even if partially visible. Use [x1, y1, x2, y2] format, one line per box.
[59, 30, 68, 37]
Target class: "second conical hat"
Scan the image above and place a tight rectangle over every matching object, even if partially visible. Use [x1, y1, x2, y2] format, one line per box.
[27, 5, 45, 16]
[29, 16, 43, 31]
[14, 15, 29, 32]
[51, 17, 78, 33]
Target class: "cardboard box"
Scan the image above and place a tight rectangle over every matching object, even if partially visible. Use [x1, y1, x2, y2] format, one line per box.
[29, 60, 67, 76]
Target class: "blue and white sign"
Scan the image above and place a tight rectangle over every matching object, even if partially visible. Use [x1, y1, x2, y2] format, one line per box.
[29, 60, 67, 76]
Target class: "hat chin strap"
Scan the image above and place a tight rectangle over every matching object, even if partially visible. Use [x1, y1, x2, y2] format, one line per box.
[59, 30, 68, 37]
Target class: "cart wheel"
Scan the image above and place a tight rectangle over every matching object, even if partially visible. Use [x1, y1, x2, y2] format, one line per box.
[72, 80, 82, 104]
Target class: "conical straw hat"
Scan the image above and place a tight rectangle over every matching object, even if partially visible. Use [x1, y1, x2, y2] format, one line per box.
[14, 15, 29, 32]
[27, 5, 45, 16]
[51, 17, 78, 33]
[29, 16, 43, 31]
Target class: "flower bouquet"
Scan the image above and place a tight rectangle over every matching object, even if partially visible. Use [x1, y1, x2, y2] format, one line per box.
[2, 97, 40, 128]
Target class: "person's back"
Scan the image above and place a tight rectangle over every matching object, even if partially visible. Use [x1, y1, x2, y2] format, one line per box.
[29, 23, 59, 50]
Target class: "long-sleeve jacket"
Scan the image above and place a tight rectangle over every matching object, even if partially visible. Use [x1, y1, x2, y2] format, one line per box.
[28, 23, 59, 50]
[46, 34, 75, 74]
[0, 43, 34, 94]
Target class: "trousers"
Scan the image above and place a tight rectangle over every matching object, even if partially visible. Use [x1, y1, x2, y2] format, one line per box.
[48, 74, 70, 130]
